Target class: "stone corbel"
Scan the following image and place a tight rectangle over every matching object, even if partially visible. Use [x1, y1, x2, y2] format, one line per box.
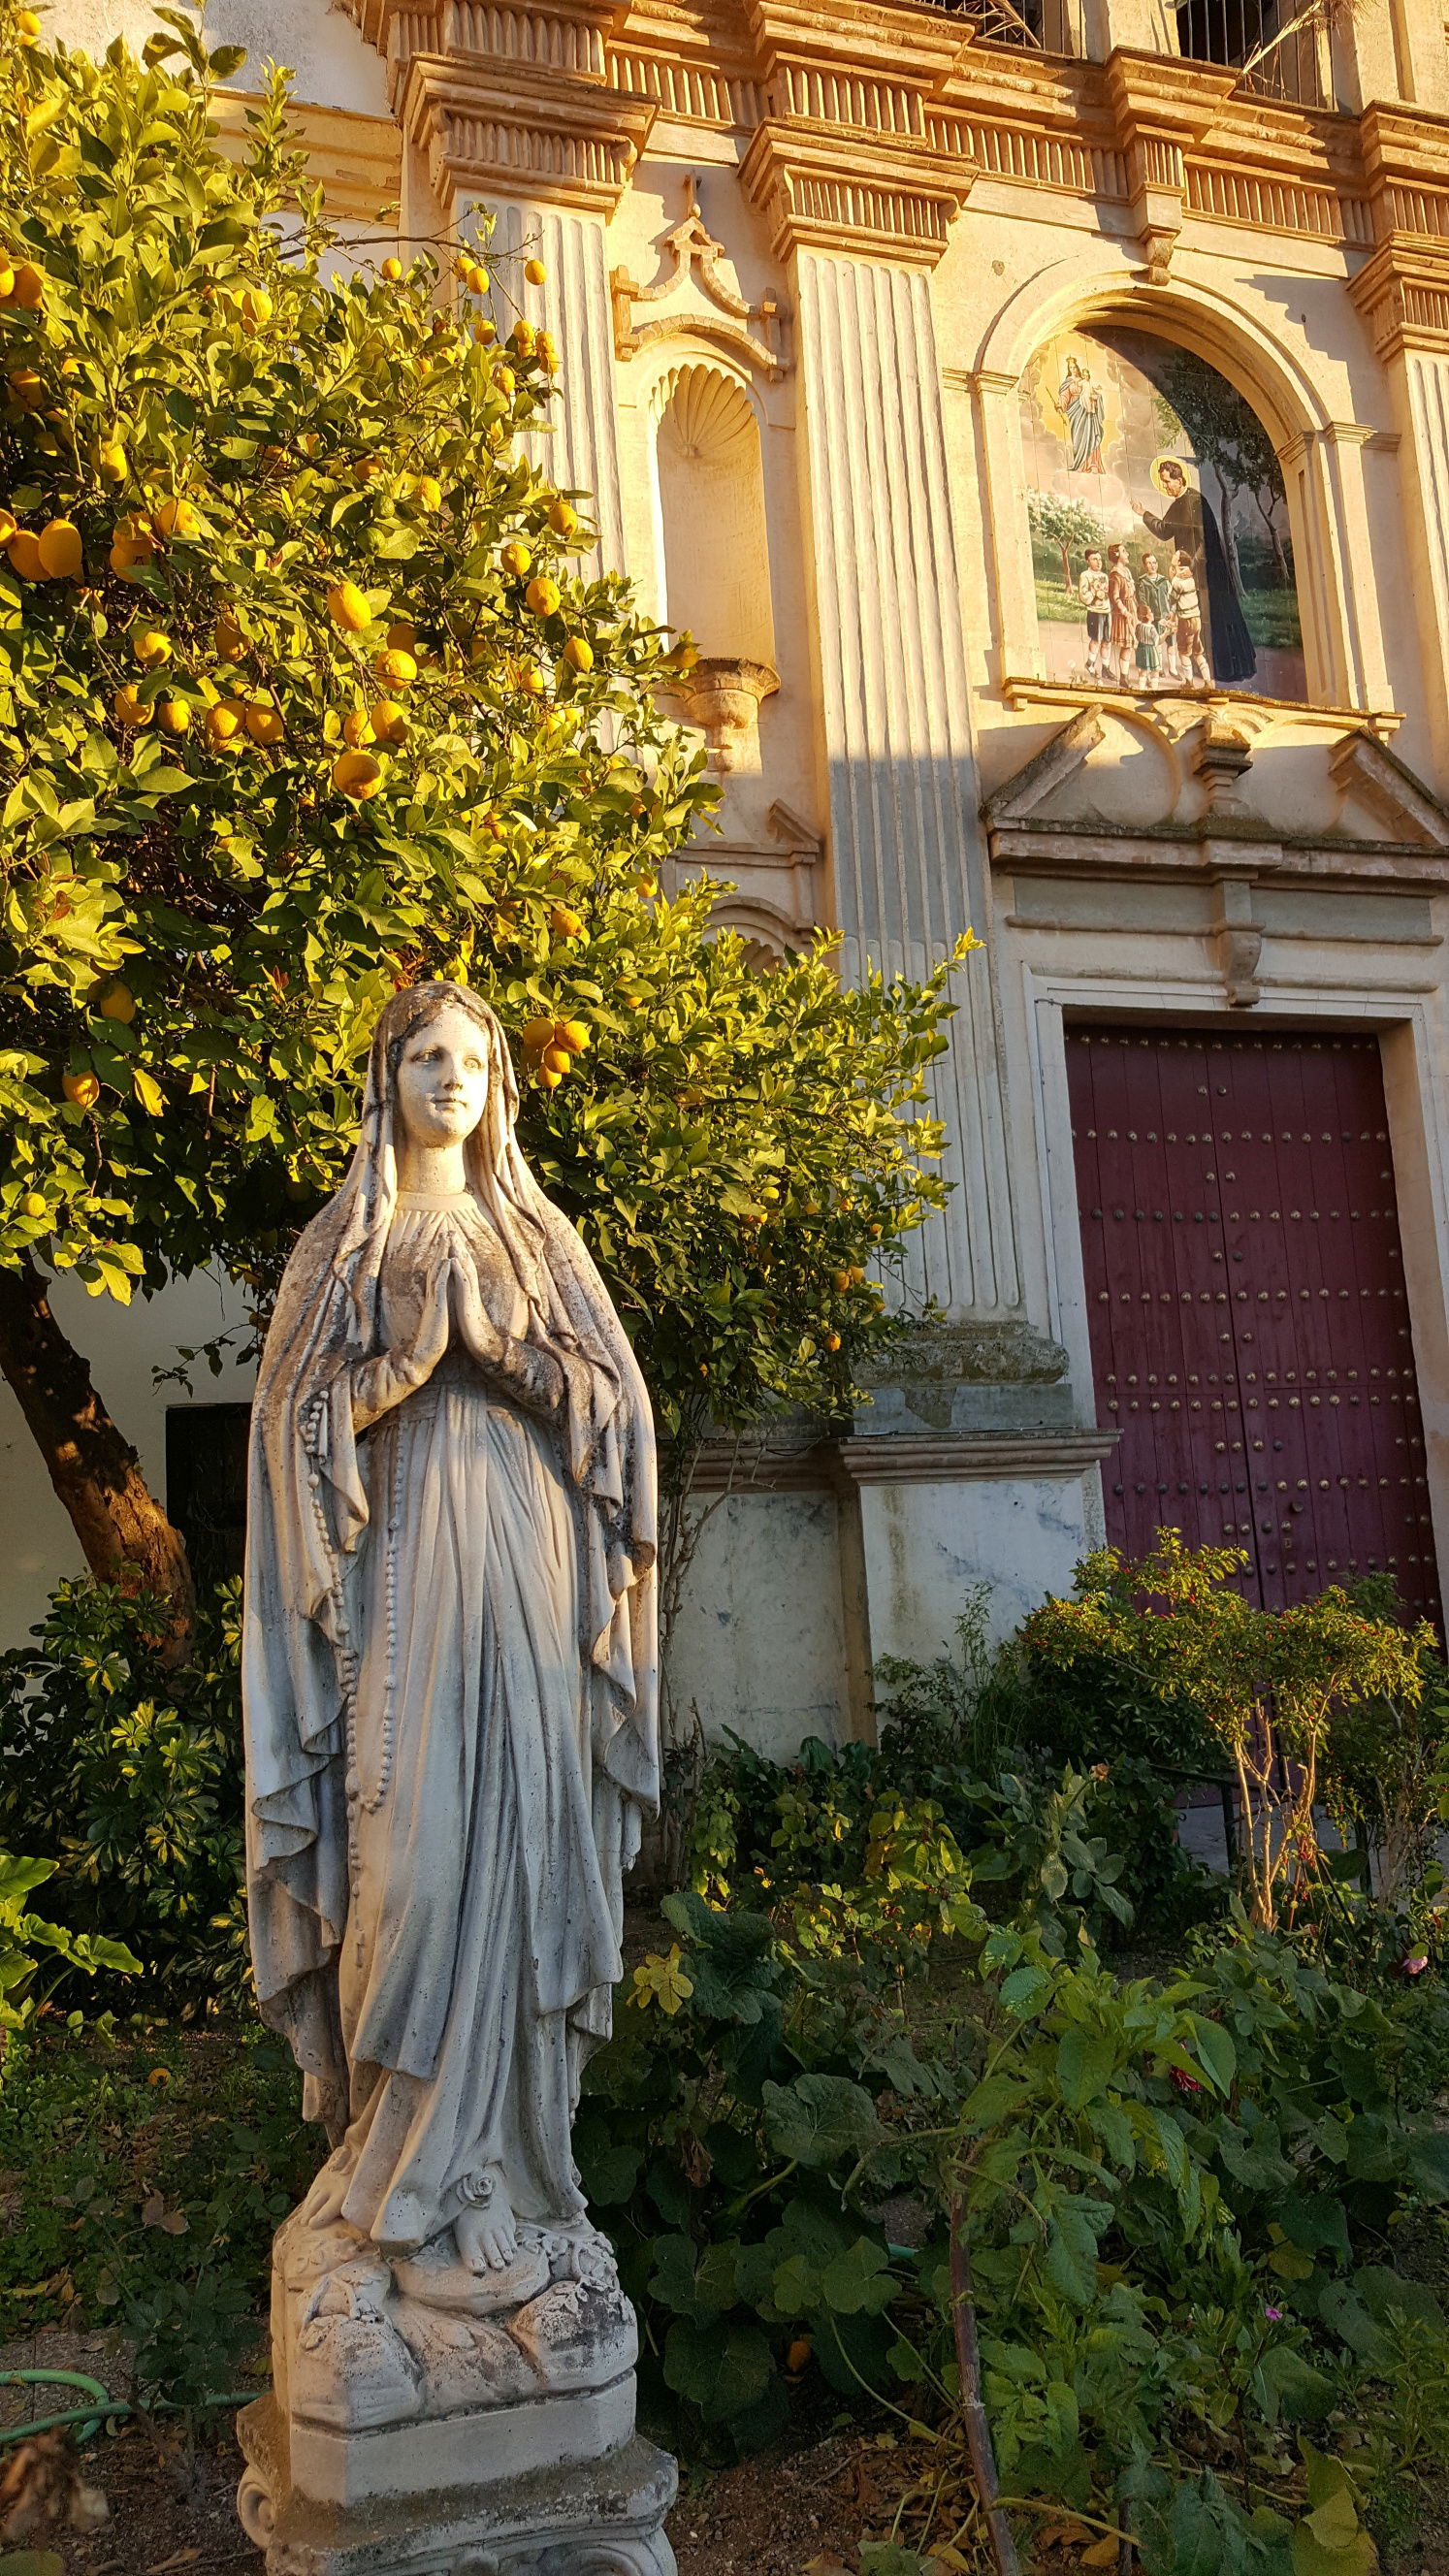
[1105, 51, 1238, 284]
[1194, 712, 1256, 819]
[611, 178, 789, 377]
[663, 657, 780, 771]
[1209, 878, 1262, 1007]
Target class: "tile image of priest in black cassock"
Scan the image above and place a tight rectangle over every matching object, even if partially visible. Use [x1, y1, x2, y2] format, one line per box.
[1135, 454, 1257, 688]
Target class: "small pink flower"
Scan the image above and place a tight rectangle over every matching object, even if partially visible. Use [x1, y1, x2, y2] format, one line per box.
[1263, 2305, 1283, 2323]
[1399, 1953, 1430, 1977]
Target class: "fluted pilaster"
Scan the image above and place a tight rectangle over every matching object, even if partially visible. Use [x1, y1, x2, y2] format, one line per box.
[481, 198, 628, 572]
[795, 252, 1019, 1317]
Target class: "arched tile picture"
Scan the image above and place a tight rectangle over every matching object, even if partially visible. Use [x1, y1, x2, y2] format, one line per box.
[1019, 326, 1306, 705]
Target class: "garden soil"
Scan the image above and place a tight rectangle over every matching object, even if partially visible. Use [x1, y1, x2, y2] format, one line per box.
[5, 2328, 1448, 2576]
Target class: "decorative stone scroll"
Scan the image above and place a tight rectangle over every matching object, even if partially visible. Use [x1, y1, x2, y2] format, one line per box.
[610, 179, 789, 376]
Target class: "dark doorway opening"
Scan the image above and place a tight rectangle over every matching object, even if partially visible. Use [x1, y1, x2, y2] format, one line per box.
[165, 1401, 251, 1591]
[1067, 1025, 1442, 1630]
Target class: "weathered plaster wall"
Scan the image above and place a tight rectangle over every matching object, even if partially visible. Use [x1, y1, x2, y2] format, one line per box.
[48, 0, 389, 113]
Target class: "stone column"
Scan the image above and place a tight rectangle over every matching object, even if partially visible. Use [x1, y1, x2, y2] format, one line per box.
[477, 199, 628, 572]
[386, 1, 653, 579]
[1350, 109, 1449, 772]
[789, 246, 1020, 1322]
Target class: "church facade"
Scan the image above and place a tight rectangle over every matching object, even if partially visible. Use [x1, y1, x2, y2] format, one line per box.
[16, 0, 1449, 1752]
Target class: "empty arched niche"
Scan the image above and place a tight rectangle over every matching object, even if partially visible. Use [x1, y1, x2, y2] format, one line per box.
[654, 364, 776, 667]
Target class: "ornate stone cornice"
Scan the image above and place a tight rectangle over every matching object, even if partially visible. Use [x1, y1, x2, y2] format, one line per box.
[734, 0, 976, 266]
[1349, 238, 1449, 360]
[1345, 104, 1449, 357]
[396, 50, 655, 213]
[741, 118, 974, 265]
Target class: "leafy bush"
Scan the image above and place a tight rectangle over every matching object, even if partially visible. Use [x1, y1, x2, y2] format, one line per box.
[0, 1851, 137, 2028]
[0, 1579, 247, 2005]
[1024, 1537, 1431, 1930]
[1320, 1574, 1449, 1924]
[589, 1795, 1449, 2509]
[0, 2014, 310, 2409]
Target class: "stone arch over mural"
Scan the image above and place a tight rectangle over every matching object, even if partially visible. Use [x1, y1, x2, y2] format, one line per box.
[649, 358, 777, 667]
[1017, 321, 1306, 701]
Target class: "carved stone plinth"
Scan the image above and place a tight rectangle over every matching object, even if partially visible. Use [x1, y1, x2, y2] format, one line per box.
[237, 2403, 678, 2575]
[239, 2205, 674, 2572]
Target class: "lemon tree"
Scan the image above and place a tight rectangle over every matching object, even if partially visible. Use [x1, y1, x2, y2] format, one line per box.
[0, 7, 962, 1622]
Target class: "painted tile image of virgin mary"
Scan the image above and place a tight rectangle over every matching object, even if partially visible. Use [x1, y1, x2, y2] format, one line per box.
[1054, 352, 1107, 475]
[1137, 454, 1257, 687]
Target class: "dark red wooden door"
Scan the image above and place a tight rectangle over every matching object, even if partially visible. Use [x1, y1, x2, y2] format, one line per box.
[1067, 1026, 1441, 1627]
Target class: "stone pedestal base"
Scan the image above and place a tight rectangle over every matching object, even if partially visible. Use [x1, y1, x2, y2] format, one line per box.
[237, 2397, 678, 2575]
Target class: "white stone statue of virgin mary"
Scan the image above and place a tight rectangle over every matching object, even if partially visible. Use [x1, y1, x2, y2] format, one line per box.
[238, 982, 668, 2538]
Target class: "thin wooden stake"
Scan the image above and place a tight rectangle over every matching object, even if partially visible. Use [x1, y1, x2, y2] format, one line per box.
[950, 2194, 1020, 2576]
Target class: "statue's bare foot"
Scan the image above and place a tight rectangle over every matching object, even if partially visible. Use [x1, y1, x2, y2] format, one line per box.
[456, 2189, 517, 2273]
[302, 2154, 355, 2230]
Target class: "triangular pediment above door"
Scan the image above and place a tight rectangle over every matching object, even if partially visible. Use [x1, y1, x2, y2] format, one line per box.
[982, 698, 1449, 883]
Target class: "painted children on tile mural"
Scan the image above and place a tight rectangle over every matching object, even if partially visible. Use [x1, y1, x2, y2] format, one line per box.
[1137, 455, 1256, 687]
[1168, 547, 1212, 688]
[1137, 551, 1172, 679]
[1078, 547, 1109, 679]
[1107, 543, 1137, 689]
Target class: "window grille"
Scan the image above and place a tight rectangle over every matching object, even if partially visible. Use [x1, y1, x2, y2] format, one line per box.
[914, 0, 1093, 61]
[1171, 0, 1334, 108]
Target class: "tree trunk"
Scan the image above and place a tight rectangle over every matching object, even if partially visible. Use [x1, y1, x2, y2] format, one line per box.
[0, 1256, 195, 1646]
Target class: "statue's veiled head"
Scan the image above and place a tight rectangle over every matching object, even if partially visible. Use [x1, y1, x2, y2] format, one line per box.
[391, 996, 491, 1155]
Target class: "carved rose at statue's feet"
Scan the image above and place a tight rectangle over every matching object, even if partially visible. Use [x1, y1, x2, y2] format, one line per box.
[456, 2173, 519, 2273]
[238, 982, 664, 2540]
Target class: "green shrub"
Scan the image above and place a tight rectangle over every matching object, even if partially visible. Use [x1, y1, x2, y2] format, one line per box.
[0, 1579, 248, 2007]
[0, 2014, 310, 2408]
[1024, 1537, 1431, 1931]
[0, 1851, 138, 2027]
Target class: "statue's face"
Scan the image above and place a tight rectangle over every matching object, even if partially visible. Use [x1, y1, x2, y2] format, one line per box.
[395, 1004, 490, 1151]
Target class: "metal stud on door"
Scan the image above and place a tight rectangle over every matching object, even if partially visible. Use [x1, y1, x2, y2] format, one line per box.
[1067, 1028, 1441, 1629]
